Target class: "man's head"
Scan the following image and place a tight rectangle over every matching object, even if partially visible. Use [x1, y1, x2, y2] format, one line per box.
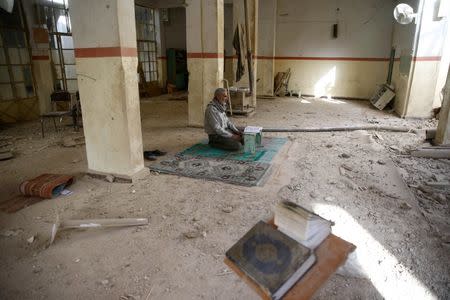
[214, 88, 228, 104]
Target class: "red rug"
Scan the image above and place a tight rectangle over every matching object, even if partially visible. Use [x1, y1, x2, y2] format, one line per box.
[19, 174, 74, 199]
[0, 174, 74, 213]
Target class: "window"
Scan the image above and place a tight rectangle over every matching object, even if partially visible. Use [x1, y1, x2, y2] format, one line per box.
[135, 5, 158, 82]
[39, 0, 77, 92]
[0, 2, 35, 101]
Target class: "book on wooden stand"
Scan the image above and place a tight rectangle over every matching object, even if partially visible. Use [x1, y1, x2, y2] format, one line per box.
[224, 202, 356, 300]
[226, 221, 316, 300]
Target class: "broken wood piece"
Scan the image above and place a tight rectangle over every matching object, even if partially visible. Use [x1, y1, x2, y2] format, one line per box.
[61, 218, 149, 229]
[341, 164, 353, 171]
[216, 270, 233, 276]
[420, 145, 450, 149]
[373, 132, 384, 141]
[50, 217, 148, 245]
[425, 181, 450, 188]
[410, 148, 450, 159]
[417, 185, 436, 195]
[339, 167, 346, 176]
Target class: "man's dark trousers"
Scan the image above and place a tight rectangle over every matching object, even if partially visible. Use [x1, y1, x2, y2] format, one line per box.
[208, 134, 242, 151]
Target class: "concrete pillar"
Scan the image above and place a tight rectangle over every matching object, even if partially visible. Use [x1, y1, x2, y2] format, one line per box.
[435, 66, 450, 145]
[232, 0, 258, 106]
[186, 0, 224, 127]
[393, 0, 448, 118]
[31, 51, 53, 114]
[256, 0, 276, 96]
[69, 0, 148, 181]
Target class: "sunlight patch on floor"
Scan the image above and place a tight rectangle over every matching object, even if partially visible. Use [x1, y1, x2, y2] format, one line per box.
[313, 203, 436, 300]
[320, 97, 346, 104]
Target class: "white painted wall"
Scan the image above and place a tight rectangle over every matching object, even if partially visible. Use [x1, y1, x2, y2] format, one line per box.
[267, 0, 395, 99]
[275, 0, 395, 58]
[415, 0, 448, 58]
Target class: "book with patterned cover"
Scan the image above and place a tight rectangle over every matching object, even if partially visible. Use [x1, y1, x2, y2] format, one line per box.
[226, 221, 316, 300]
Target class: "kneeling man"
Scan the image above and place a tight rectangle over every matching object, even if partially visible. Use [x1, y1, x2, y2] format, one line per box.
[204, 88, 243, 151]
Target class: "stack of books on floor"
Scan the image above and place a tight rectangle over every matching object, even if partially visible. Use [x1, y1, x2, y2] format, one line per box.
[274, 201, 333, 250]
[225, 201, 335, 300]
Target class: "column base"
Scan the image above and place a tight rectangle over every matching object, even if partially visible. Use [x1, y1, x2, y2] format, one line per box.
[87, 167, 149, 183]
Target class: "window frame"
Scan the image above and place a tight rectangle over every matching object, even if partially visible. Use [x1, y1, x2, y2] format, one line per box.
[135, 5, 158, 83]
[0, 1, 36, 101]
[40, 0, 77, 92]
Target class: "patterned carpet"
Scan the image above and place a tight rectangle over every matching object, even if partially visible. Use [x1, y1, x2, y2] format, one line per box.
[149, 155, 272, 187]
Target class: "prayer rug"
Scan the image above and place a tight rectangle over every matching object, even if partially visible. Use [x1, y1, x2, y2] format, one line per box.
[179, 137, 287, 163]
[149, 156, 271, 187]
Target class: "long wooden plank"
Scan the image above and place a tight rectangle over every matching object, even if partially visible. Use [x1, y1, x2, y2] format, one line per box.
[61, 218, 148, 228]
[411, 149, 450, 159]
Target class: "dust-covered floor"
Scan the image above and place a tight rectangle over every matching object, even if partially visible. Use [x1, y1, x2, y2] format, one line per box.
[0, 96, 449, 300]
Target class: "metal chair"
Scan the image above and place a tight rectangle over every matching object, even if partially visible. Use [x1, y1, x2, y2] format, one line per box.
[40, 91, 79, 138]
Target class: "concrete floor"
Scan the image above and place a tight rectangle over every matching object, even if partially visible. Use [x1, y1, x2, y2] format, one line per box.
[0, 96, 448, 299]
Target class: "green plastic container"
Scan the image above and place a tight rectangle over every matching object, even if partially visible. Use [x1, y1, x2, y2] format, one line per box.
[244, 132, 262, 154]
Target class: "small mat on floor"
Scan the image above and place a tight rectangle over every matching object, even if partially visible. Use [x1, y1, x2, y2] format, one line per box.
[149, 156, 271, 186]
[20, 174, 74, 199]
[179, 137, 287, 163]
[0, 174, 75, 213]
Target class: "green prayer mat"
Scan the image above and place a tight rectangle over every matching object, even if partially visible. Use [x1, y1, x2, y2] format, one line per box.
[179, 137, 287, 163]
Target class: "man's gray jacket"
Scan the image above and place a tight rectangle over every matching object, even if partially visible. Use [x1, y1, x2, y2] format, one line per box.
[204, 99, 239, 138]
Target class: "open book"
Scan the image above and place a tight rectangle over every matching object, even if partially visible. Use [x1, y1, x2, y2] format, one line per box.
[244, 126, 263, 134]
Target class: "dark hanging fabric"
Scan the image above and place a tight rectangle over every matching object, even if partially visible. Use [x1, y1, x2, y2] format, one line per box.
[233, 24, 245, 82]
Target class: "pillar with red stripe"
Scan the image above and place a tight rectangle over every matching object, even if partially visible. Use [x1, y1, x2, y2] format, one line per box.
[70, 0, 148, 181]
[186, 0, 224, 127]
